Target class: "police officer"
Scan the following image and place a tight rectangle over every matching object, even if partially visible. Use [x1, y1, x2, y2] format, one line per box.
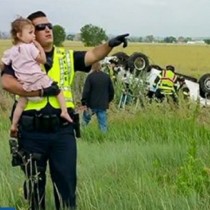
[1, 11, 129, 210]
[153, 65, 178, 103]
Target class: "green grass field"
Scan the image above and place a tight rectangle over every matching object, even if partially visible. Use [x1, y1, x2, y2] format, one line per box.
[1, 40, 210, 209]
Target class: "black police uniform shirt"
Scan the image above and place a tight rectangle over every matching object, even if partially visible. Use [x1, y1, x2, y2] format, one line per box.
[1, 48, 91, 116]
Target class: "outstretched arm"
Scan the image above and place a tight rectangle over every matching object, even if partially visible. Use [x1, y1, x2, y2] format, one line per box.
[84, 34, 129, 66]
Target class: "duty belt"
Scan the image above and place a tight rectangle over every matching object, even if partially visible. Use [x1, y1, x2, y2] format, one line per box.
[19, 114, 70, 132]
[19, 113, 81, 137]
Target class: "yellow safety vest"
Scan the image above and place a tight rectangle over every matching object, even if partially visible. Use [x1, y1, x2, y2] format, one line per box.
[158, 70, 177, 92]
[24, 47, 75, 111]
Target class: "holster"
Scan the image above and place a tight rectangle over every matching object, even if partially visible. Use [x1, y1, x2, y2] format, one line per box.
[9, 137, 43, 167]
[70, 112, 81, 138]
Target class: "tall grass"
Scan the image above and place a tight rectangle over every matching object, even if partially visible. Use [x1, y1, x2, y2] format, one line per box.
[76, 103, 210, 210]
[1, 97, 210, 209]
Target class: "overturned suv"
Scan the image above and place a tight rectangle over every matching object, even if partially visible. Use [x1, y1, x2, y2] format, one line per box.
[106, 51, 210, 106]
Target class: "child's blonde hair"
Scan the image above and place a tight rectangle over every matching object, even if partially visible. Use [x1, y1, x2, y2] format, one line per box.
[10, 17, 33, 45]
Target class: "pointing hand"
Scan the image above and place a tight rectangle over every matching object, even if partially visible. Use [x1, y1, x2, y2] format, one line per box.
[108, 33, 129, 48]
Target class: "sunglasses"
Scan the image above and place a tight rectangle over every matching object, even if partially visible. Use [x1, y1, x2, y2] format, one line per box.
[35, 23, 53, 31]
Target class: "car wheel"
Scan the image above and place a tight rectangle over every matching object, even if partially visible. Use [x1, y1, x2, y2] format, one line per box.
[111, 52, 129, 68]
[127, 52, 149, 76]
[199, 73, 210, 98]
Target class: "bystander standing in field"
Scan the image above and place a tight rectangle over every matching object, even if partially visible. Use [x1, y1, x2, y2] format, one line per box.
[81, 61, 114, 132]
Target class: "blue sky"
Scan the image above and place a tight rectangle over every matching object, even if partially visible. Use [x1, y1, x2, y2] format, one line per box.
[1, 0, 210, 37]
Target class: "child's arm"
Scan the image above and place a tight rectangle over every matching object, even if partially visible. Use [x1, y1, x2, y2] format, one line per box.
[33, 40, 47, 64]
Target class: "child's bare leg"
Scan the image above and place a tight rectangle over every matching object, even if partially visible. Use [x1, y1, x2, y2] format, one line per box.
[57, 91, 73, 122]
[11, 97, 27, 137]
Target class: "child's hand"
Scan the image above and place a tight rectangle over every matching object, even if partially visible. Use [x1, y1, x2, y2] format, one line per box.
[33, 40, 42, 49]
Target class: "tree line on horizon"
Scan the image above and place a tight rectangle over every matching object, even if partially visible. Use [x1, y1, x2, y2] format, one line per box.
[1, 23, 210, 47]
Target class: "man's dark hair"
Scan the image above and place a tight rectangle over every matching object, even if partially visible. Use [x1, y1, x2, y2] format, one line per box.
[27, 11, 46, 21]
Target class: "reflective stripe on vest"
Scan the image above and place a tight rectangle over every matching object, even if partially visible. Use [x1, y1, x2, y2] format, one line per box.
[158, 70, 177, 90]
[24, 47, 75, 111]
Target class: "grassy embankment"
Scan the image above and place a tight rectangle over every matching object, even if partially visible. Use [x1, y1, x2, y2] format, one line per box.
[1, 40, 210, 209]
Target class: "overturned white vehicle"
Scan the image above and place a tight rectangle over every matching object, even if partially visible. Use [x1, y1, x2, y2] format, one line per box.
[102, 52, 210, 107]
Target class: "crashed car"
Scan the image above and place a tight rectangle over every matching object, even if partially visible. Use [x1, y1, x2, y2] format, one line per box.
[102, 52, 210, 106]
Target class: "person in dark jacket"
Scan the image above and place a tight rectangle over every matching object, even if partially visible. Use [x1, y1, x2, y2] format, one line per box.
[81, 62, 114, 132]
